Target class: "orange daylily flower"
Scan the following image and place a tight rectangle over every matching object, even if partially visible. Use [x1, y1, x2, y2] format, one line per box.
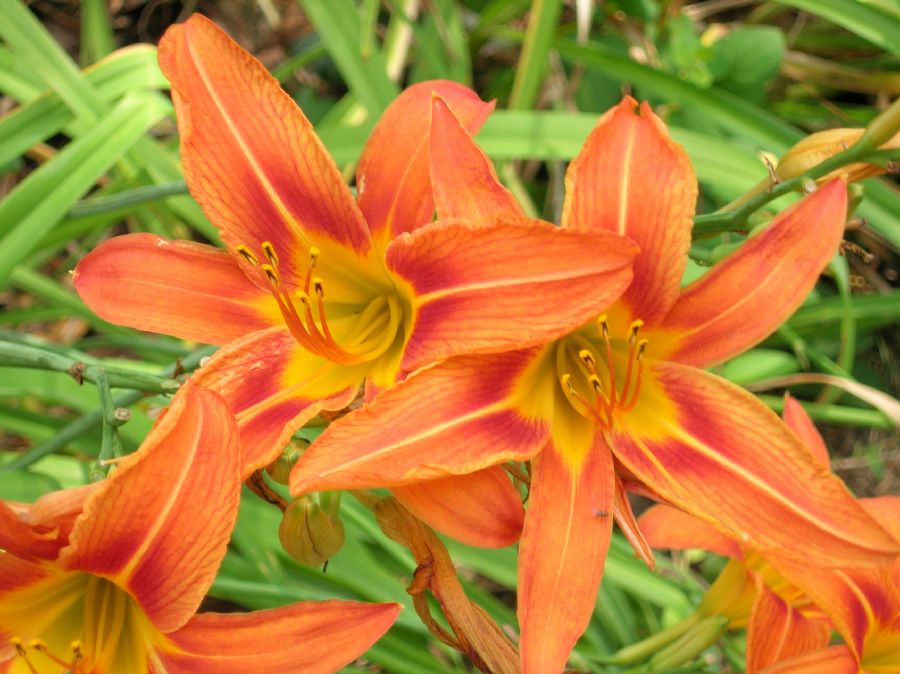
[74, 15, 637, 547]
[0, 384, 399, 674]
[288, 97, 900, 673]
[639, 395, 900, 673]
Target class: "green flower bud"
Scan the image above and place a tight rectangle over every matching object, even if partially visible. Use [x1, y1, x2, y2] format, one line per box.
[278, 495, 345, 567]
[266, 438, 309, 485]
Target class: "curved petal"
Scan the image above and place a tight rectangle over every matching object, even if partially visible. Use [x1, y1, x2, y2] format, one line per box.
[0, 502, 66, 560]
[189, 327, 362, 477]
[389, 216, 637, 372]
[612, 476, 655, 568]
[755, 646, 859, 674]
[561, 97, 697, 325]
[357, 80, 494, 244]
[75, 234, 278, 345]
[392, 467, 524, 548]
[746, 582, 831, 674]
[0, 552, 53, 596]
[860, 496, 900, 543]
[157, 601, 400, 674]
[158, 15, 373, 288]
[58, 385, 240, 633]
[518, 437, 615, 674]
[782, 394, 830, 468]
[429, 95, 522, 221]
[638, 504, 741, 558]
[290, 351, 549, 495]
[609, 362, 900, 568]
[656, 180, 847, 368]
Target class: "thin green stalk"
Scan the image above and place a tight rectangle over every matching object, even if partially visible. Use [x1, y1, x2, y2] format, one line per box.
[68, 182, 188, 219]
[0, 345, 216, 472]
[759, 395, 892, 428]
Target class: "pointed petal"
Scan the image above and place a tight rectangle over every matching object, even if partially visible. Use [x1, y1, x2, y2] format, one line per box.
[357, 80, 494, 243]
[638, 504, 742, 558]
[656, 180, 847, 368]
[75, 234, 277, 345]
[518, 438, 615, 674]
[859, 496, 900, 543]
[158, 15, 372, 287]
[746, 582, 831, 673]
[393, 467, 524, 548]
[561, 97, 697, 325]
[58, 385, 241, 632]
[389, 216, 637, 372]
[189, 327, 362, 476]
[157, 601, 400, 674]
[290, 351, 549, 494]
[781, 394, 830, 468]
[610, 362, 900, 568]
[429, 96, 522, 221]
[612, 476, 655, 568]
[756, 647, 860, 674]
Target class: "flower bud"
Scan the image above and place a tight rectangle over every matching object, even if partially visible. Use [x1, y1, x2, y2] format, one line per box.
[776, 127, 900, 183]
[278, 495, 345, 567]
[266, 438, 309, 485]
[647, 615, 729, 670]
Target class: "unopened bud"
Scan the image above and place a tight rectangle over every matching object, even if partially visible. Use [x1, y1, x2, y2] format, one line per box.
[266, 438, 310, 485]
[278, 495, 345, 567]
[647, 615, 729, 670]
[776, 127, 900, 184]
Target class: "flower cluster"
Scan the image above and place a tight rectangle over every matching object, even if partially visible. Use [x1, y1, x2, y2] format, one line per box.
[5, 13, 897, 674]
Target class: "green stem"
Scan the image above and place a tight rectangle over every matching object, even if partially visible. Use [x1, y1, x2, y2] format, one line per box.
[67, 181, 188, 219]
[0, 339, 180, 393]
[759, 395, 892, 428]
[0, 345, 216, 471]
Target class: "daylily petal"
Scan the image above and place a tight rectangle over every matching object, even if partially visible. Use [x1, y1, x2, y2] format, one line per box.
[158, 15, 373, 287]
[157, 601, 400, 674]
[189, 327, 362, 476]
[58, 385, 240, 633]
[290, 351, 549, 495]
[612, 476, 655, 568]
[746, 582, 831, 674]
[782, 394, 830, 468]
[656, 180, 847, 368]
[518, 438, 615, 674]
[392, 467, 524, 548]
[75, 233, 278, 345]
[860, 496, 900, 542]
[0, 552, 51, 594]
[638, 504, 742, 559]
[0, 502, 64, 560]
[561, 97, 696, 325]
[610, 362, 900, 568]
[756, 646, 860, 674]
[357, 80, 494, 244]
[429, 95, 522, 221]
[388, 216, 637, 372]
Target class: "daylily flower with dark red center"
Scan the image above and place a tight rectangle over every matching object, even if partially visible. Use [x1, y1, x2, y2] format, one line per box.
[0, 384, 400, 674]
[288, 97, 900, 673]
[639, 395, 900, 673]
[74, 15, 637, 547]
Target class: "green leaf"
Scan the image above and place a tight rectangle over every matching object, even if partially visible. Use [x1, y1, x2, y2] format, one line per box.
[0, 469, 61, 500]
[709, 26, 785, 103]
[80, 0, 115, 65]
[0, 91, 171, 287]
[296, 0, 398, 117]
[721, 349, 801, 385]
[773, 0, 900, 56]
[509, 0, 564, 109]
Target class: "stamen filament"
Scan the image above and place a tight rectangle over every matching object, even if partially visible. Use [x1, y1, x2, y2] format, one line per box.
[619, 320, 643, 404]
[597, 315, 617, 410]
[622, 339, 648, 411]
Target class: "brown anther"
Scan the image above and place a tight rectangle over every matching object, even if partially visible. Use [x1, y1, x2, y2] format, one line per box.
[235, 245, 258, 266]
[261, 241, 278, 266]
[578, 349, 595, 368]
[636, 339, 649, 360]
[71, 641, 84, 662]
[30, 640, 48, 653]
[561, 373, 575, 393]
[308, 247, 320, 267]
[11, 637, 26, 656]
[628, 320, 644, 343]
[312, 277, 325, 298]
[260, 264, 279, 285]
[597, 315, 610, 340]
[588, 375, 604, 394]
[296, 291, 311, 307]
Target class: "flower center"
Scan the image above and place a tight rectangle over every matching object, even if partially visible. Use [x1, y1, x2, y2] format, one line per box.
[3, 573, 154, 674]
[235, 241, 402, 365]
[556, 315, 648, 429]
